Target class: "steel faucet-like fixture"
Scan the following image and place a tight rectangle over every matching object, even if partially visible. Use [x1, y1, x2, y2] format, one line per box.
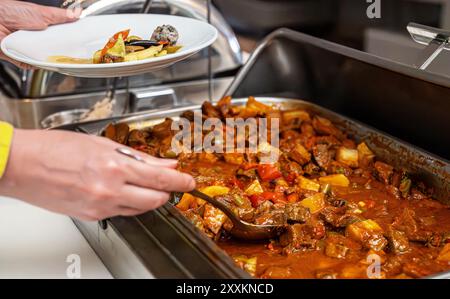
[407, 22, 450, 70]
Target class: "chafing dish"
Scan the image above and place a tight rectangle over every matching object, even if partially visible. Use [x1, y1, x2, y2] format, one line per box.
[59, 28, 449, 278]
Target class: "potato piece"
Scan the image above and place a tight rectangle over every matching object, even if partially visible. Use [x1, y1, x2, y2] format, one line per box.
[346, 220, 388, 251]
[290, 143, 311, 165]
[245, 179, 264, 195]
[200, 186, 230, 197]
[297, 176, 320, 192]
[336, 147, 359, 168]
[196, 185, 230, 206]
[319, 174, 350, 187]
[357, 142, 375, 167]
[203, 204, 227, 234]
[436, 243, 450, 263]
[300, 193, 325, 213]
[176, 193, 195, 211]
[156, 50, 167, 57]
[166, 45, 182, 54]
[124, 45, 163, 61]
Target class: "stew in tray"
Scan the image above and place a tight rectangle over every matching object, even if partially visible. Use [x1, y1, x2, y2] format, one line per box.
[104, 97, 450, 279]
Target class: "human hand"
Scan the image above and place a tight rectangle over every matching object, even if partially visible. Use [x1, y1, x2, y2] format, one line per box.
[0, 0, 81, 68]
[0, 129, 195, 221]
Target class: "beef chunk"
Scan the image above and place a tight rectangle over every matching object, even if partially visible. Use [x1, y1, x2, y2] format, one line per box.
[386, 226, 410, 254]
[279, 224, 319, 249]
[254, 200, 273, 215]
[320, 207, 361, 228]
[288, 143, 311, 165]
[113, 123, 130, 144]
[313, 144, 332, 169]
[327, 161, 353, 177]
[303, 162, 321, 176]
[151, 118, 173, 139]
[374, 161, 393, 184]
[127, 129, 149, 147]
[312, 116, 345, 140]
[402, 262, 434, 278]
[202, 101, 221, 118]
[254, 209, 286, 226]
[216, 96, 233, 118]
[285, 203, 311, 223]
[184, 210, 206, 232]
[180, 110, 195, 122]
[382, 256, 403, 277]
[385, 185, 401, 200]
[391, 208, 428, 242]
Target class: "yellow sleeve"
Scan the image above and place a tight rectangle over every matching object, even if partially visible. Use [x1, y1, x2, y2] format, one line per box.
[0, 121, 14, 179]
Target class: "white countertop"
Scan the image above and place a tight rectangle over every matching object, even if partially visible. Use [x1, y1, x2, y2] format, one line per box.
[0, 196, 112, 279]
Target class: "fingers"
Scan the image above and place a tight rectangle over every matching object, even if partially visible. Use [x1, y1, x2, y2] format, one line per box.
[121, 146, 178, 168]
[43, 6, 81, 26]
[94, 136, 178, 168]
[119, 185, 171, 211]
[121, 157, 196, 192]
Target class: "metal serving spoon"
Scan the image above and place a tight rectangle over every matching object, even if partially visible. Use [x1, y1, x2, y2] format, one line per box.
[115, 147, 286, 240]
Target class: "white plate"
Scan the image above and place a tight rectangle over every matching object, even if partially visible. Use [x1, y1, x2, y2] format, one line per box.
[0, 14, 218, 78]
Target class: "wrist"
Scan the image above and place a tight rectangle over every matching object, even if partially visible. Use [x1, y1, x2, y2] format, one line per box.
[0, 121, 14, 180]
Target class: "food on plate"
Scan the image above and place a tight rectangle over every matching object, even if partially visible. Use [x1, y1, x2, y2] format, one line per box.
[151, 24, 179, 45]
[48, 25, 181, 64]
[104, 97, 450, 279]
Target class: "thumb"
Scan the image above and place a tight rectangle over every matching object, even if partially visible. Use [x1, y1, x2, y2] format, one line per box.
[43, 6, 81, 26]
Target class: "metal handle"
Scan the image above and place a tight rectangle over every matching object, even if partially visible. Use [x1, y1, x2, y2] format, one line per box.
[407, 22, 450, 70]
[130, 88, 178, 112]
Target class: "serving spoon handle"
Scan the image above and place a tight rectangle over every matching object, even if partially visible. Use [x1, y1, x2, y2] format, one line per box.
[114, 147, 285, 240]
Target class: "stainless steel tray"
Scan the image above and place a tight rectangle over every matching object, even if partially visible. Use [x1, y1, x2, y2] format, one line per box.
[71, 96, 450, 279]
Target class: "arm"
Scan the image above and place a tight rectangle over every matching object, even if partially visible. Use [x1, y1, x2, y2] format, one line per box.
[0, 128, 195, 220]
